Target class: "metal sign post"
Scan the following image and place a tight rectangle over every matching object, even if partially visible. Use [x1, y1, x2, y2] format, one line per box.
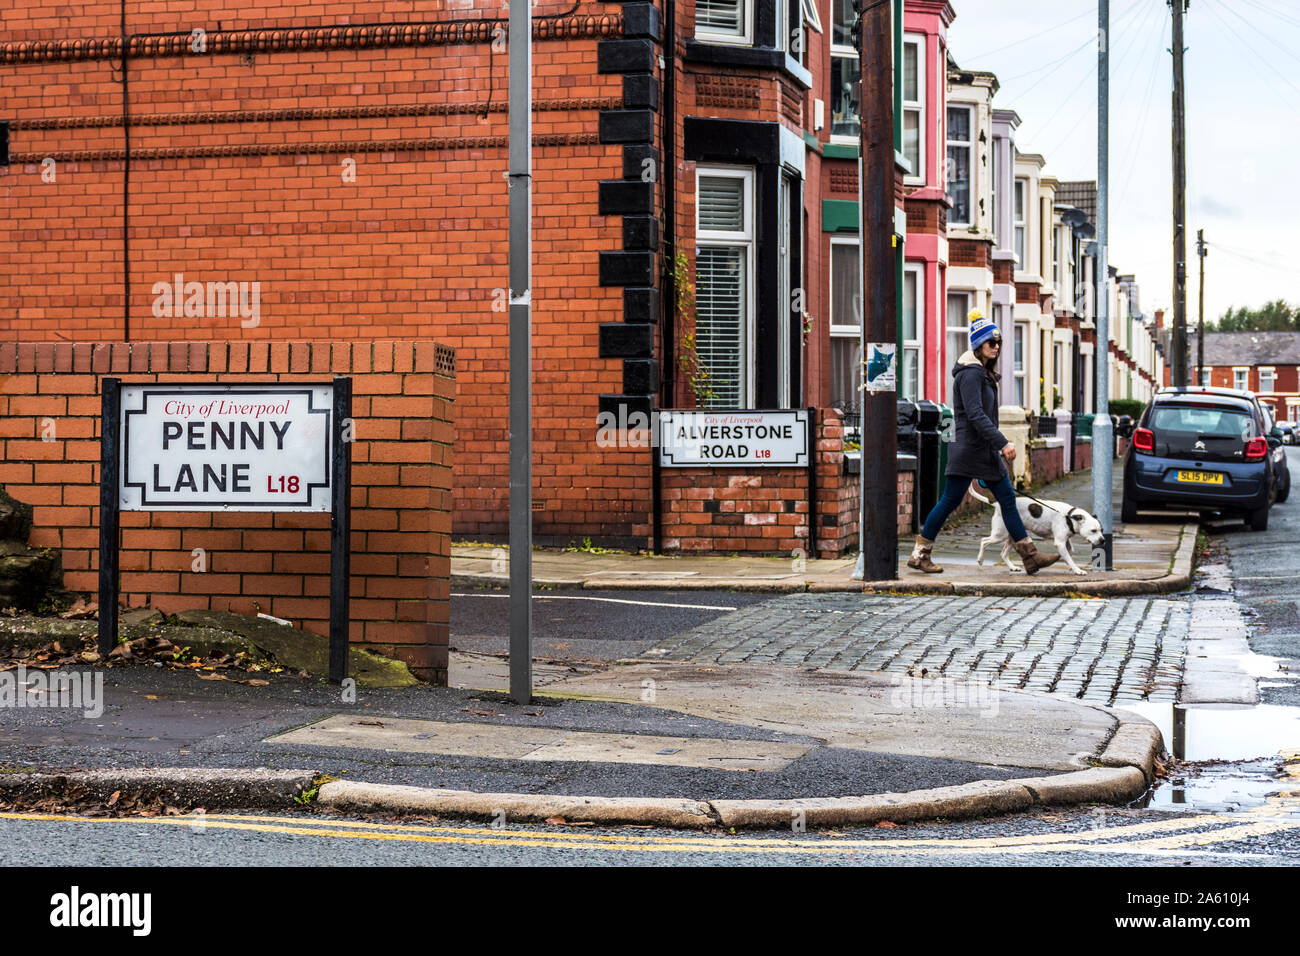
[1093, 0, 1114, 570]
[96, 378, 353, 679]
[507, 0, 534, 705]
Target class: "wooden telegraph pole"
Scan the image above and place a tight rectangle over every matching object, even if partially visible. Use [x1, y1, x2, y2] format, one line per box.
[856, 0, 898, 581]
[1171, 0, 1189, 387]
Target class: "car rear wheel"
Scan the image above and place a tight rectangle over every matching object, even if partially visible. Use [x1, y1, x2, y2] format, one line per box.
[1278, 475, 1291, 504]
[1121, 495, 1138, 525]
[1249, 504, 1269, 531]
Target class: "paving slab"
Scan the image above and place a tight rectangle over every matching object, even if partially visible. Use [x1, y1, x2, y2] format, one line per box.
[453, 468, 1195, 597]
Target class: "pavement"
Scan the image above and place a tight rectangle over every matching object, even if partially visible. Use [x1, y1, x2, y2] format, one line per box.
[452, 467, 1196, 597]
[0, 466, 1195, 830]
[0, 638, 1161, 828]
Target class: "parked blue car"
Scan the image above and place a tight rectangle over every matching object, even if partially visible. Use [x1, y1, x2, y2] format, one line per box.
[1121, 387, 1279, 531]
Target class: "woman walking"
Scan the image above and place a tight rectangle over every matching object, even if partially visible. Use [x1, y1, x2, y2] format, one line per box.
[907, 313, 1060, 575]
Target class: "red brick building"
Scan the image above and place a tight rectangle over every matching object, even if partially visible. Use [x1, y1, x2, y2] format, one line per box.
[1195, 331, 1300, 423]
[3, 0, 921, 559]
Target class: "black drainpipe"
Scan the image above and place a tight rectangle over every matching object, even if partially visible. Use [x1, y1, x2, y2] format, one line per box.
[120, 0, 130, 341]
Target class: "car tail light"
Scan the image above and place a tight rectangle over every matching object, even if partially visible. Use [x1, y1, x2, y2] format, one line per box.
[1133, 428, 1155, 452]
[1245, 437, 1267, 460]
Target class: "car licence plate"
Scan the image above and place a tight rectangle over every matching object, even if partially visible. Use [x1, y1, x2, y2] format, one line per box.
[1176, 470, 1224, 485]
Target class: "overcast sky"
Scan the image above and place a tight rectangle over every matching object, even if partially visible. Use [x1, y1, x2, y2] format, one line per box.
[946, 0, 1297, 323]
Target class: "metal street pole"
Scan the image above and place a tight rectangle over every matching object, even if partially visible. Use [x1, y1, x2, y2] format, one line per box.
[855, 0, 898, 582]
[1197, 228, 1206, 384]
[508, 0, 533, 704]
[1093, 0, 1114, 570]
[1170, 0, 1189, 387]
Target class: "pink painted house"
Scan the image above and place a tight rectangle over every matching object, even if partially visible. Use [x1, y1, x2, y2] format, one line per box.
[901, 0, 955, 404]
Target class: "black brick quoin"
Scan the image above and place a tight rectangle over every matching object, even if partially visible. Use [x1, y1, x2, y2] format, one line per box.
[597, 39, 655, 73]
[598, 394, 655, 420]
[623, 287, 659, 324]
[622, 215, 659, 251]
[596, 14, 663, 424]
[621, 2, 662, 40]
[622, 144, 660, 181]
[599, 251, 655, 286]
[598, 180, 654, 216]
[599, 323, 655, 359]
[598, 109, 656, 144]
[623, 358, 659, 394]
[623, 74, 660, 110]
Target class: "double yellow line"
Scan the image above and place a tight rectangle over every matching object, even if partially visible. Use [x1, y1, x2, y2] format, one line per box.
[4, 795, 1298, 857]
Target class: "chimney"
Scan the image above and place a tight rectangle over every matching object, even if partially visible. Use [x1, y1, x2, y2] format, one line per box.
[1154, 309, 1165, 329]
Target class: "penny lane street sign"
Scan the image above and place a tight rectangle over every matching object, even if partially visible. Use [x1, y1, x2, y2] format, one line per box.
[657, 410, 810, 467]
[98, 379, 354, 681]
[121, 385, 332, 510]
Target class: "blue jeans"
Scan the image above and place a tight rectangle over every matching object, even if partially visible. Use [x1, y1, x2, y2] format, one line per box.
[921, 475, 1027, 542]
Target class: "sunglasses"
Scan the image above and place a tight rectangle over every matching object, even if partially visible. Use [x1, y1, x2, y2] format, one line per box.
[985, 339, 1003, 348]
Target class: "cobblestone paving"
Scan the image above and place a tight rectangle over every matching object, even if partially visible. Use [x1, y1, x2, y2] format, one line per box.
[646, 595, 1186, 706]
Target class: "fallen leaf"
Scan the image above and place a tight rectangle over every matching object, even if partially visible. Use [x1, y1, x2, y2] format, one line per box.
[242, 679, 270, 686]
[107, 791, 120, 807]
[461, 709, 504, 717]
[545, 816, 567, 825]
[143, 694, 161, 700]
[196, 673, 229, 681]
[874, 821, 899, 829]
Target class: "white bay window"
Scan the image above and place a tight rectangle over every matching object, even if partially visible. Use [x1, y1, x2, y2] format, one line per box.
[696, 167, 755, 408]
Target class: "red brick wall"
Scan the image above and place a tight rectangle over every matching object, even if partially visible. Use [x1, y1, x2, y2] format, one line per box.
[655, 408, 914, 558]
[0, 339, 454, 683]
[1028, 442, 1064, 487]
[897, 470, 914, 534]
[0, 1, 642, 545]
[1073, 439, 1093, 472]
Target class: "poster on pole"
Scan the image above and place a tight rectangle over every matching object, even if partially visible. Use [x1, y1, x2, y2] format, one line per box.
[119, 383, 334, 512]
[864, 342, 896, 394]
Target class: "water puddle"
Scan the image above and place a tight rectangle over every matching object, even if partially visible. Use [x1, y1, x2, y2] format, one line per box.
[1117, 701, 1300, 812]
[1194, 561, 1234, 593]
[1117, 702, 1300, 761]
[1146, 758, 1295, 812]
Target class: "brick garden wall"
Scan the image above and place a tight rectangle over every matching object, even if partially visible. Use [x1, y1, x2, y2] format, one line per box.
[1028, 442, 1065, 488]
[1073, 439, 1092, 472]
[656, 408, 915, 559]
[0, 339, 454, 683]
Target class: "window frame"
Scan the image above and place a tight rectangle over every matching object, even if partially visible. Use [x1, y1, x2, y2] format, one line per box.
[1013, 178, 1027, 268]
[829, 0, 860, 144]
[1233, 367, 1249, 391]
[990, 141, 1000, 242]
[902, 262, 925, 402]
[1013, 321, 1028, 407]
[695, 0, 755, 45]
[945, 290, 972, 405]
[902, 33, 926, 186]
[695, 165, 758, 408]
[828, 236, 861, 336]
[946, 103, 973, 227]
[1259, 366, 1276, 393]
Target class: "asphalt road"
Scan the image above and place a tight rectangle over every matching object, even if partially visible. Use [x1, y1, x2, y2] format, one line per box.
[3, 799, 1297, 866]
[450, 588, 775, 661]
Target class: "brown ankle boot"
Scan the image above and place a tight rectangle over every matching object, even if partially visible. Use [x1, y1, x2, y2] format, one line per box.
[907, 535, 943, 573]
[1014, 538, 1060, 575]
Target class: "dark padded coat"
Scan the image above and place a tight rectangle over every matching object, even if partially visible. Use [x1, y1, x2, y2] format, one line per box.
[945, 350, 1010, 482]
